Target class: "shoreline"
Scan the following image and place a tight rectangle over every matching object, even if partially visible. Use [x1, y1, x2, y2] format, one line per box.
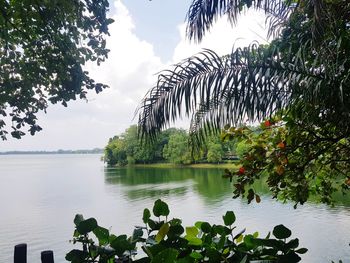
[126, 162, 239, 169]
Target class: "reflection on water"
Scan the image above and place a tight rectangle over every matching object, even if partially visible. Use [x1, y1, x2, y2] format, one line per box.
[0, 155, 349, 263]
[104, 167, 232, 203]
[105, 167, 350, 263]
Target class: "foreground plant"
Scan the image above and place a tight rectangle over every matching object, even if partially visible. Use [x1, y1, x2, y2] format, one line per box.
[66, 199, 307, 262]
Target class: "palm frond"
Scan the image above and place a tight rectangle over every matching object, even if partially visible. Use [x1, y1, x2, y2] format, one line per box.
[186, 0, 296, 42]
[136, 43, 318, 142]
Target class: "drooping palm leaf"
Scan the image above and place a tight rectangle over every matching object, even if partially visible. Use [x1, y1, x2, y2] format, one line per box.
[136, 43, 325, 142]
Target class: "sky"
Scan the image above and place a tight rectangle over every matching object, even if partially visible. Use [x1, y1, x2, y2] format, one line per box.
[1, 0, 268, 151]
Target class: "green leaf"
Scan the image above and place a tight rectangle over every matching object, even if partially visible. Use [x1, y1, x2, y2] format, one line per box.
[151, 248, 178, 263]
[223, 211, 236, 226]
[286, 238, 299, 249]
[185, 236, 203, 246]
[65, 249, 89, 262]
[273, 224, 292, 239]
[201, 222, 211, 233]
[143, 208, 151, 224]
[93, 226, 109, 245]
[110, 235, 134, 257]
[76, 218, 98, 235]
[190, 251, 203, 259]
[168, 225, 184, 238]
[194, 221, 202, 229]
[155, 223, 169, 243]
[153, 199, 170, 217]
[73, 214, 84, 227]
[132, 228, 144, 241]
[186, 226, 199, 237]
[295, 248, 308, 254]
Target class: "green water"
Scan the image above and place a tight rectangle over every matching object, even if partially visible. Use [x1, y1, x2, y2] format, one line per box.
[0, 154, 349, 262]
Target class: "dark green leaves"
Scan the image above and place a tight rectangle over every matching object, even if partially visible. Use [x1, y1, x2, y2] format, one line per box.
[153, 199, 170, 217]
[110, 235, 135, 257]
[143, 208, 151, 224]
[0, 1, 112, 139]
[273, 224, 292, 239]
[76, 218, 98, 235]
[223, 211, 236, 226]
[93, 226, 109, 245]
[65, 249, 89, 262]
[151, 248, 178, 263]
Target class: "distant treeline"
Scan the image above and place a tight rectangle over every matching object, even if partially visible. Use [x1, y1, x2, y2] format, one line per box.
[0, 148, 103, 155]
[104, 125, 246, 166]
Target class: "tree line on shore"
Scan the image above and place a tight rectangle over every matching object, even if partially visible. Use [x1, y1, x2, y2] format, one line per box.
[104, 125, 245, 166]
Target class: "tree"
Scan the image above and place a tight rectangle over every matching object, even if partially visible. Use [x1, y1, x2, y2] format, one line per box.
[207, 141, 223, 163]
[104, 136, 127, 166]
[0, 0, 113, 139]
[137, 0, 350, 205]
[163, 129, 192, 164]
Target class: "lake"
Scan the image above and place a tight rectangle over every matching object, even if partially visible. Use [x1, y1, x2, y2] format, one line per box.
[0, 154, 349, 262]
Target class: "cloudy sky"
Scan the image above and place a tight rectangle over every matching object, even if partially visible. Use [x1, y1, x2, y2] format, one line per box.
[2, 0, 267, 151]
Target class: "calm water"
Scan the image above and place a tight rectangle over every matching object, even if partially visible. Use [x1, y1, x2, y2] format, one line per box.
[0, 154, 349, 262]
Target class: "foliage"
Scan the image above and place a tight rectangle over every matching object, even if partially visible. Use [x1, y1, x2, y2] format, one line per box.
[104, 125, 236, 166]
[0, 0, 113, 139]
[222, 116, 350, 206]
[163, 129, 193, 164]
[136, 0, 350, 204]
[67, 199, 307, 263]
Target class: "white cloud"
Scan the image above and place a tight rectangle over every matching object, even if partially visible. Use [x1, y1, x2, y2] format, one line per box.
[172, 9, 268, 62]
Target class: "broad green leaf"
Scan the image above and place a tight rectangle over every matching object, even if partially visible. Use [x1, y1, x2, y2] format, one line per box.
[65, 249, 88, 262]
[143, 208, 151, 224]
[76, 218, 98, 235]
[110, 235, 134, 257]
[153, 199, 170, 217]
[185, 236, 202, 246]
[236, 234, 243, 243]
[93, 226, 109, 245]
[186, 226, 199, 237]
[168, 225, 184, 238]
[73, 214, 84, 227]
[223, 211, 236, 226]
[273, 224, 292, 239]
[194, 221, 202, 229]
[286, 238, 299, 249]
[201, 222, 211, 233]
[151, 248, 178, 263]
[155, 223, 169, 243]
[295, 248, 308, 254]
[190, 251, 203, 259]
[132, 228, 144, 241]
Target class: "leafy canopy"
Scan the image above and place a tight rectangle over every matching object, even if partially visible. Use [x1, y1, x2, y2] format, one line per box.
[0, 0, 113, 139]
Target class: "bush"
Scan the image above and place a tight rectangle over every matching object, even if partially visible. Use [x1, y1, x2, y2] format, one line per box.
[66, 200, 307, 263]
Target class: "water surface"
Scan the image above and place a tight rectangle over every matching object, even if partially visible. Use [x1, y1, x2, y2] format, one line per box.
[0, 154, 349, 262]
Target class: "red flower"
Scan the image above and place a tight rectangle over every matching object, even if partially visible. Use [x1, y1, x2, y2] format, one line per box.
[264, 120, 271, 127]
[238, 167, 245, 175]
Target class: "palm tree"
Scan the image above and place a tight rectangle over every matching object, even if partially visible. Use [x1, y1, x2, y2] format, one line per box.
[137, 0, 350, 141]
